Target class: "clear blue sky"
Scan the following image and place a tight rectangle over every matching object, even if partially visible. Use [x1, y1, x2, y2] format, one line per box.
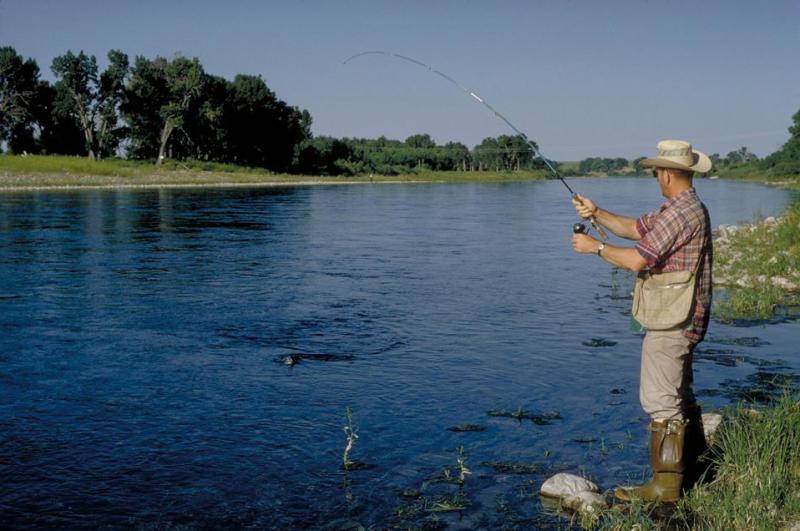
[2, 0, 798, 160]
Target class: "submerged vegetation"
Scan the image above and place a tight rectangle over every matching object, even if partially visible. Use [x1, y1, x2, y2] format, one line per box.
[581, 393, 800, 530]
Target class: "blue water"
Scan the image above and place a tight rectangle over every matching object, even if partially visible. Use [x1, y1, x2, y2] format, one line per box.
[0, 178, 798, 528]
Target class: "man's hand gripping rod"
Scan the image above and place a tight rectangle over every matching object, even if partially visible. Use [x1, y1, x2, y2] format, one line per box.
[514, 132, 608, 240]
[461, 90, 608, 240]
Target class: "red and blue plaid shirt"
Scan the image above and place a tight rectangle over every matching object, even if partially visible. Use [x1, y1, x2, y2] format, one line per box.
[635, 188, 713, 344]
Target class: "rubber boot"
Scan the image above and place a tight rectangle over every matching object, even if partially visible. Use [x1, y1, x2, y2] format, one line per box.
[615, 419, 686, 503]
[682, 406, 710, 491]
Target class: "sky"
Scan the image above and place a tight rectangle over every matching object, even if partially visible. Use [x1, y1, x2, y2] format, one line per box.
[1, 0, 798, 160]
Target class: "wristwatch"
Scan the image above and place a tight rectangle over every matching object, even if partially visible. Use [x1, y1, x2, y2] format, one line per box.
[596, 242, 605, 256]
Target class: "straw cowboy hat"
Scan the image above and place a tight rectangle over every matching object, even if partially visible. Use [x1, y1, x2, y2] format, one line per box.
[639, 140, 712, 174]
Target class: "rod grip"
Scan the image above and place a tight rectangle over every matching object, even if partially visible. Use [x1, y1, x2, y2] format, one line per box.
[590, 217, 608, 240]
[572, 194, 608, 240]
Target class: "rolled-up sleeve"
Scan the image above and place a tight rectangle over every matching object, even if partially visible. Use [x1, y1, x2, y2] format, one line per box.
[635, 210, 684, 267]
[636, 211, 655, 238]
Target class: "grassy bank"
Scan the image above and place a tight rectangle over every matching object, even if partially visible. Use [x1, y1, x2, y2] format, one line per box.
[0, 154, 548, 189]
[715, 162, 800, 189]
[712, 201, 800, 320]
[582, 393, 800, 530]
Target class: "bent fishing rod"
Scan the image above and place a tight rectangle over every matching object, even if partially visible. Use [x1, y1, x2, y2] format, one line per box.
[343, 50, 607, 239]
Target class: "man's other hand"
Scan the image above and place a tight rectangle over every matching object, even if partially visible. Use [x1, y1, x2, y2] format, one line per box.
[572, 194, 597, 220]
[572, 233, 600, 254]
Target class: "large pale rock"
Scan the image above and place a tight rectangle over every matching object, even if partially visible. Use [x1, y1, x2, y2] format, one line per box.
[540, 473, 599, 498]
[773, 276, 799, 290]
[702, 413, 723, 441]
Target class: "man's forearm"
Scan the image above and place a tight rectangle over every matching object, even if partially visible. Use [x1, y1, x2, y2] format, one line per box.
[594, 208, 640, 240]
[599, 244, 647, 272]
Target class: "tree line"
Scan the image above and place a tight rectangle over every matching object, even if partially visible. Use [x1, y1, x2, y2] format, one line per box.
[0, 46, 312, 172]
[2, 46, 798, 178]
[0, 46, 554, 175]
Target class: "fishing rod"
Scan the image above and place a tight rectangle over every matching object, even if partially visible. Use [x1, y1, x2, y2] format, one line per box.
[343, 50, 607, 239]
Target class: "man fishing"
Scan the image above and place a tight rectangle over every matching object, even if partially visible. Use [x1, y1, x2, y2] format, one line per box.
[571, 139, 713, 503]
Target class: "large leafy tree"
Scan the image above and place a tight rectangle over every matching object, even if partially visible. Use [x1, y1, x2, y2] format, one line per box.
[35, 80, 86, 155]
[294, 136, 353, 175]
[473, 135, 537, 171]
[181, 74, 229, 161]
[762, 108, 800, 176]
[50, 50, 129, 159]
[123, 55, 204, 164]
[0, 46, 40, 152]
[224, 74, 311, 171]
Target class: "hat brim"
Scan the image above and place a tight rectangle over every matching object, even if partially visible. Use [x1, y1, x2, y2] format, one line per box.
[640, 150, 712, 174]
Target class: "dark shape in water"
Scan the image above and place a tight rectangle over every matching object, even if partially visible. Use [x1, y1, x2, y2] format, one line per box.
[699, 371, 800, 404]
[275, 353, 356, 365]
[610, 388, 627, 394]
[487, 409, 561, 425]
[342, 460, 377, 471]
[711, 336, 770, 348]
[480, 461, 555, 475]
[583, 338, 618, 347]
[573, 437, 599, 444]
[694, 348, 786, 369]
[446, 424, 487, 432]
[302, 353, 356, 362]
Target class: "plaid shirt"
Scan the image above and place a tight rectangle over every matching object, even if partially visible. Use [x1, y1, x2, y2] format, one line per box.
[635, 188, 713, 345]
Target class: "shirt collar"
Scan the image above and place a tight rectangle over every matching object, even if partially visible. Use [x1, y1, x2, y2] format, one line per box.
[659, 187, 696, 212]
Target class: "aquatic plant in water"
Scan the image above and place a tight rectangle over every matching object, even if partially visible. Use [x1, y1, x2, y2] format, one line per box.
[342, 407, 358, 470]
[455, 445, 471, 485]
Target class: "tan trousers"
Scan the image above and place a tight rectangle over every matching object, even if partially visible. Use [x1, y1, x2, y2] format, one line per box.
[639, 329, 697, 421]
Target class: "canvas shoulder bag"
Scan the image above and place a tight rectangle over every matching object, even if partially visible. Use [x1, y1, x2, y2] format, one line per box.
[631, 261, 699, 330]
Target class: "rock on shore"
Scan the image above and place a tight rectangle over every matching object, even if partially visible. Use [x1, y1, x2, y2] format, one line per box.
[713, 218, 800, 291]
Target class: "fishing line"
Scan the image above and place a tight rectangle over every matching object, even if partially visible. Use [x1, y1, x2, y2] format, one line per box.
[343, 50, 606, 238]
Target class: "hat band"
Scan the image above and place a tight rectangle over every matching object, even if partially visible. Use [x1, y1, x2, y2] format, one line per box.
[658, 147, 692, 157]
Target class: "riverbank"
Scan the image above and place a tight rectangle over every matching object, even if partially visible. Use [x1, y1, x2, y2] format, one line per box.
[712, 202, 800, 320]
[580, 393, 800, 530]
[0, 155, 548, 190]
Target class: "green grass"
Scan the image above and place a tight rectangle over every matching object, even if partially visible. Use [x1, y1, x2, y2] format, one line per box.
[584, 394, 800, 530]
[715, 162, 800, 188]
[713, 201, 800, 320]
[0, 154, 549, 188]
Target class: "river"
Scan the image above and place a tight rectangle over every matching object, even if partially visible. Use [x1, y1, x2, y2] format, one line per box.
[1, 178, 798, 528]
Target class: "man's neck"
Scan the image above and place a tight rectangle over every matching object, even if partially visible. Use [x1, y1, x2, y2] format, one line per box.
[665, 182, 693, 200]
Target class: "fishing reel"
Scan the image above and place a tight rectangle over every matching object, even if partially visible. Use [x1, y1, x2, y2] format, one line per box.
[573, 222, 587, 234]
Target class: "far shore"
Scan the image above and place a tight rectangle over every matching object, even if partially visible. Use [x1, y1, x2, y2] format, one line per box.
[0, 155, 552, 191]
[0, 174, 549, 192]
[0, 177, 439, 192]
